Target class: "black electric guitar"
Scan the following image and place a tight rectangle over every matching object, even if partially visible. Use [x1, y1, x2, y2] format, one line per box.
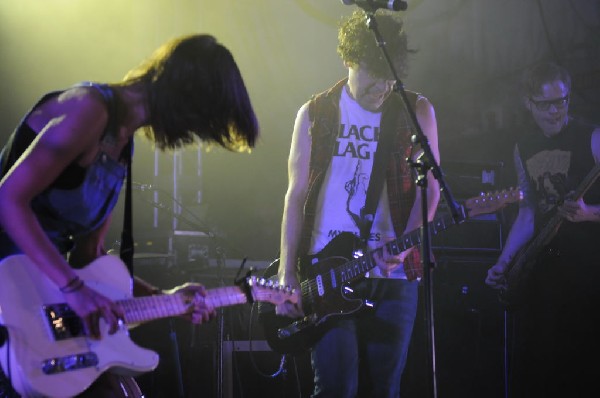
[0, 254, 297, 398]
[501, 163, 600, 307]
[258, 188, 522, 355]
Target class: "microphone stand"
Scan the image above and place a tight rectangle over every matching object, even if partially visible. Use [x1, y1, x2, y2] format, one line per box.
[214, 243, 227, 398]
[362, 11, 465, 398]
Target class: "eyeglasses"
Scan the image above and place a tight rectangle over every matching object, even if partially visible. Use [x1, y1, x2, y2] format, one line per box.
[529, 95, 569, 111]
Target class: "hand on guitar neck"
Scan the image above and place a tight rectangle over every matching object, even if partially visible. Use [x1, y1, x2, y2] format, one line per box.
[557, 196, 600, 223]
[0, 254, 299, 398]
[275, 266, 304, 319]
[161, 282, 217, 325]
[489, 162, 600, 306]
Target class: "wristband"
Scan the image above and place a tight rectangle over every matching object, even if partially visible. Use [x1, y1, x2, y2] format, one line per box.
[59, 276, 80, 292]
[60, 277, 85, 293]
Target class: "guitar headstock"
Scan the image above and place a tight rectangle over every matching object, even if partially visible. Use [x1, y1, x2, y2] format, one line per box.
[464, 187, 523, 218]
[245, 276, 299, 306]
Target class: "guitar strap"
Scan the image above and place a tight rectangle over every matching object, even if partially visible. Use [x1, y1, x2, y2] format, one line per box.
[358, 118, 395, 243]
[87, 82, 135, 276]
[93, 82, 135, 276]
[120, 140, 134, 276]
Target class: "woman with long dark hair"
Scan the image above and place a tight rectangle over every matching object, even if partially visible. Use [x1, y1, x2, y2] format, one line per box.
[0, 34, 259, 397]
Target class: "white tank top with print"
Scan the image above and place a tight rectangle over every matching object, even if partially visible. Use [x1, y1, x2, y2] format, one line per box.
[309, 86, 408, 279]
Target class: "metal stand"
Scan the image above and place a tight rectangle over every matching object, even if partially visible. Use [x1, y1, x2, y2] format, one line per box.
[214, 244, 227, 398]
[168, 319, 185, 398]
[410, 156, 438, 397]
[362, 12, 465, 398]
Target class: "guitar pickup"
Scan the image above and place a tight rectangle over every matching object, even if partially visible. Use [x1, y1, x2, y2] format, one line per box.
[42, 351, 99, 375]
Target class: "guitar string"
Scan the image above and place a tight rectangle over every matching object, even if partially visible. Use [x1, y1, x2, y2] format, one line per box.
[295, 189, 517, 307]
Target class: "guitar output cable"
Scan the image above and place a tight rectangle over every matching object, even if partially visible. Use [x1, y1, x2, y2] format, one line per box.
[243, 303, 303, 397]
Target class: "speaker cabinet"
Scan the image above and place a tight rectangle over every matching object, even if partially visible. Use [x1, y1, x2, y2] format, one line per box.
[403, 255, 507, 398]
[223, 340, 312, 398]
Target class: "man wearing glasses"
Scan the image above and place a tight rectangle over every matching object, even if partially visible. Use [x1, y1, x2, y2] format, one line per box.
[486, 62, 600, 397]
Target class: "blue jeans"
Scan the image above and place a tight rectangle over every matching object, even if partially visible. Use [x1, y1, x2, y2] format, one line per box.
[311, 278, 419, 398]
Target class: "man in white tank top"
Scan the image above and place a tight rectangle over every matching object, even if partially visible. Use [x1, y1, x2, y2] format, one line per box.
[276, 9, 440, 398]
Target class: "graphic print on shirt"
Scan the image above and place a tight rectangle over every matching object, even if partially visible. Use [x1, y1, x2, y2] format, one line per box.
[310, 88, 394, 255]
[525, 149, 570, 214]
[344, 160, 369, 232]
[326, 120, 384, 243]
[333, 122, 380, 160]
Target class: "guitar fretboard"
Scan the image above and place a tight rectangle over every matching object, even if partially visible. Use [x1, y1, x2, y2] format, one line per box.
[120, 294, 187, 324]
[298, 188, 519, 303]
[119, 286, 249, 324]
[505, 162, 600, 295]
[326, 209, 465, 286]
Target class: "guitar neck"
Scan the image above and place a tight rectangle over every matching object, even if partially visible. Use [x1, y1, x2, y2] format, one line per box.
[507, 163, 600, 285]
[316, 187, 520, 285]
[330, 209, 464, 283]
[120, 286, 248, 324]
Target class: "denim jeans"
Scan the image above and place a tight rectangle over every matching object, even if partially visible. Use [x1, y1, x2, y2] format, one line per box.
[311, 278, 419, 398]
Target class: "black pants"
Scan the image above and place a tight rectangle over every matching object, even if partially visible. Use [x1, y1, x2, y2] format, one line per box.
[508, 252, 600, 398]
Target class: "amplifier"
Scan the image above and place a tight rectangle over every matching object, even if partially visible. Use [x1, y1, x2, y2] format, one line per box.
[222, 340, 312, 398]
[172, 230, 212, 269]
[432, 213, 504, 254]
[442, 160, 505, 197]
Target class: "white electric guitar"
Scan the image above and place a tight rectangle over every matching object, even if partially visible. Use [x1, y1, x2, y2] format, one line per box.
[0, 254, 297, 398]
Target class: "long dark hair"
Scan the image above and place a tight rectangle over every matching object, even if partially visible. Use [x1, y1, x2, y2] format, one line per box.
[126, 34, 259, 151]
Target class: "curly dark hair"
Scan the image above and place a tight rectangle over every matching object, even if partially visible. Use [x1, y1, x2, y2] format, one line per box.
[125, 34, 259, 151]
[337, 9, 414, 79]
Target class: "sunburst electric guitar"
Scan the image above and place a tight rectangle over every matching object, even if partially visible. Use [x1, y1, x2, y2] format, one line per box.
[0, 254, 298, 398]
[258, 188, 522, 355]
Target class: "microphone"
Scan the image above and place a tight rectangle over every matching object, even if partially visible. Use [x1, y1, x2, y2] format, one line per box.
[341, 0, 408, 12]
